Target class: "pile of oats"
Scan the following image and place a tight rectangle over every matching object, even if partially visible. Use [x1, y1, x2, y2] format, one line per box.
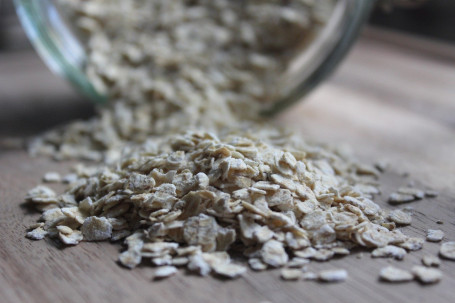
[24, 0, 451, 284]
[25, 131, 445, 282]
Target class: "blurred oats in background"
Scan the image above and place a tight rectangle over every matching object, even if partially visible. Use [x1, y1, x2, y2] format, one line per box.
[1, 0, 454, 52]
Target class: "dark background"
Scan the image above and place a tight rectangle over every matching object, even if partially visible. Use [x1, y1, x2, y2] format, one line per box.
[370, 0, 455, 42]
[1, 0, 454, 52]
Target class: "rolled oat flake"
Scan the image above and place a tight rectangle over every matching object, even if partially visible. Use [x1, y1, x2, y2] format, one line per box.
[379, 266, 413, 283]
[426, 229, 444, 242]
[318, 269, 348, 283]
[154, 266, 178, 279]
[412, 266, 442, 284]
[440, 242, 455, 260]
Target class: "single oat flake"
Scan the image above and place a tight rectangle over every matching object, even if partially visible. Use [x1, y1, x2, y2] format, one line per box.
[426, 229, 444, 242]
[422, 255, 441, 267]
[212, 263, 247, 279]
[43, 172, 61, 183]
[154, 266, 178, 279]
[81, 216, 113, 241]
[248, 258, 267, 272]
[412, 266, 442, 284]
[261, 240, 289, 268]
[399, 237, 424, 251]
[287, 258, 310, 268]
[280, 269, 303, 281]
[371, 245, 406, 260]
[388, 210, 412, 225]
[397, 187, 425, 199]
[440, 242, 455, 260]
[379, 266, 413, 283]
[26, 224, 47, 240]
[388, 193, 416, 204]
[318, 269, 348, 283]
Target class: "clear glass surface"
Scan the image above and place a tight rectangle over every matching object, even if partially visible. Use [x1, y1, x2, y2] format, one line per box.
[14, 0, 106, 102]
[14, 0, 375, 114]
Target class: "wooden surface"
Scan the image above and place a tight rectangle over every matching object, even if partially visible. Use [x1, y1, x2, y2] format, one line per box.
[1, 28, 454, 303]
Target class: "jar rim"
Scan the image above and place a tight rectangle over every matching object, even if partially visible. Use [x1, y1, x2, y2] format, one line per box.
[261, 0, 375, 116]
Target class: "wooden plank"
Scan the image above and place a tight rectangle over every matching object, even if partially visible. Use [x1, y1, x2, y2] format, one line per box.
[1, 29, 455, 303]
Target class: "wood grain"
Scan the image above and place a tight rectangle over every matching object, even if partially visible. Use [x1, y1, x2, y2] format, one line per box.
[1, 28, 454, 303]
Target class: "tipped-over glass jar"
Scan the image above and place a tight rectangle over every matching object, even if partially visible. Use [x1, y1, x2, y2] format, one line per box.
[15, 0, 377, 116]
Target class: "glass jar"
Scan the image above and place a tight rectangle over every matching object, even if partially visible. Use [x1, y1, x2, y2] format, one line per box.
[14, 0, 376, 115]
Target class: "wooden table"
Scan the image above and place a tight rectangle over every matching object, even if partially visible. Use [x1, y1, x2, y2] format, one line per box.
[1, 28, 454, 303]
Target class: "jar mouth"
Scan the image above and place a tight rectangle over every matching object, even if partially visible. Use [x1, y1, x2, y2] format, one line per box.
[261, 0, 375, 116]
[14, 0, 373, 114]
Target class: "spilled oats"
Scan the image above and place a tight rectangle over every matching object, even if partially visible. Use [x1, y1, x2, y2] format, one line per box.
[23, 0, 449, 285]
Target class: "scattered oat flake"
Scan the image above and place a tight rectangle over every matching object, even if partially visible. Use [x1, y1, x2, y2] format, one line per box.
[154, 266, 178, 279]
[187, 254, 211, 277]
[25, 185, 56, 201]
[26, 226, 47, 240]
[261, 240, 288, 268]
[379, 266, 413, 283]
[281, 269, 302, 281]
[371, 245, 406, 260]
[248, 258, 267, 271]
[422, 255, 441, 267]
[399, 237, 424, 251]
[388, 193, 416, 204]
[212, 263, 247, 279]
[119, 250, 142, 269]
[287, 257, 310, 268]
[397, 187, 425, 199]
[294, 247, 316, 259]
[412, 266, 442, 284]
[152, 256, 173, 266]
[302, 272, 318, 281]
[388, 210, 412, 225]
[318, 269, 347, 283]
[312, 249, 335, 262]
[426, 229, 444, 242]
[43, 172, 61, 183]
[440, 242, 455, 260]
[59, 230, 83, 245]
[331, 247, 350, 256]
[172, 257, 189, 267]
